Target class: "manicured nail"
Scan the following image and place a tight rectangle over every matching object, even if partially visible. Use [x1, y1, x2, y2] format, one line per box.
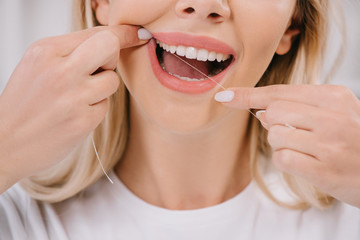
[138, 28, 152, 40]
[214, 90, 235, 102]
[255, 110, 268, 129]
[256, 110, 266, 120]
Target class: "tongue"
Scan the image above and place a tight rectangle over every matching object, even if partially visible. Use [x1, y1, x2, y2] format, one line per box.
[163, 51, 210, 79]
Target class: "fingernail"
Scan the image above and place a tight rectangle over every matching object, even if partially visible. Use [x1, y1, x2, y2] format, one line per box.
[255, 110, 268, 129]
[138, 28, 152, 40]
[256, 110, 266, 120]
[214, 90, 235, 102]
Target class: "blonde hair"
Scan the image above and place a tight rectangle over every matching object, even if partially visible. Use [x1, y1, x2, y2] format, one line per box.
[21, 0, 339, 209]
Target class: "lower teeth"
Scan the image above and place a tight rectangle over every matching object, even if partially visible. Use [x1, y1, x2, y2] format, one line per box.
[161, 65, 207, 82]
[170, 72, 207, 82]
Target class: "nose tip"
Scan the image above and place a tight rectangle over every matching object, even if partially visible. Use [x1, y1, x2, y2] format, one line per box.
[176, 0, 230, 23]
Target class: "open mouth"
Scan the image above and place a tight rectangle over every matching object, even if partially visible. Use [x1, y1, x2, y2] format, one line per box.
[147, 32, 236, 94]
[155, 40, 234, 82]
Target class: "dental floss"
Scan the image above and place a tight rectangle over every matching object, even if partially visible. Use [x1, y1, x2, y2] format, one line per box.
[172, 53, 268, 126]
[92, 135, 114, 184]
[173, 54, 226, 90]
[285, 123, 297, 130]
[173, 53, 296, 129]
[95, 47, 296, 183]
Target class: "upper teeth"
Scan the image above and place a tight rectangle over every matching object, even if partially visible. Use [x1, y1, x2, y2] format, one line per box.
[156, 40, 231, 62]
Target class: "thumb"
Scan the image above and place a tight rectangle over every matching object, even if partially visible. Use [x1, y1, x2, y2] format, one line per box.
[109, 25, 152, 49]
[214, 87, 268, 110]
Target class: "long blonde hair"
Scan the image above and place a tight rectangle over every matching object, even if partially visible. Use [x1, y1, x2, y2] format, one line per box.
[21, 0, 339, 209]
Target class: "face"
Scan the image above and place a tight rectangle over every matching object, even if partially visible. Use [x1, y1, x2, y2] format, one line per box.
[94, 0, 298, 134]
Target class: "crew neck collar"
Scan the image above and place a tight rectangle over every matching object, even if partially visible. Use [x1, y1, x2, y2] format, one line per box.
[106, 171, 256, 226]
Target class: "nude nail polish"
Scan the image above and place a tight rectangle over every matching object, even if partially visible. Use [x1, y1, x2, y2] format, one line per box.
[138, 28, 152, 40]
[214, 91, 235, 102]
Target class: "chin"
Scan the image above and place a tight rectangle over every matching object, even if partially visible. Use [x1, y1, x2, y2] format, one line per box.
[149, 105, 231, 135]
[117, 31, 240, 134]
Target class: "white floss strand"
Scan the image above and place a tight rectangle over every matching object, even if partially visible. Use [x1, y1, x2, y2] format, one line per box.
[173, 54, 226, 90]
[285, 123, 297, 130]
[94, 50, 295, 183]
[92, 136, 114, 184]
[173, 53, 295, 129]
[173, 53, 267, 125]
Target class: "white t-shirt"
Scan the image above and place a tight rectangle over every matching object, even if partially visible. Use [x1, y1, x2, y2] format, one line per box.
[1, 171, 359, 240]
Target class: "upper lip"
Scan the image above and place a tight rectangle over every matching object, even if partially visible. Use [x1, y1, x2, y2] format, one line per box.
[151, 32, 236, 57]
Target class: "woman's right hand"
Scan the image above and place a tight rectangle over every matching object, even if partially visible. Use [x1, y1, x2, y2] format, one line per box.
[0, 25, 151, 193]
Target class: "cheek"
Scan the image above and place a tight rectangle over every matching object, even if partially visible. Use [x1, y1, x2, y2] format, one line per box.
[231, 0, 296, 84]
[108, 0, 174, 26]
[239, 0, 295, 52]
[235, 0, 295, 39]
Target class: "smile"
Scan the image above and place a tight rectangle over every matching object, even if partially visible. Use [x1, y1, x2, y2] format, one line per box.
[156, 40, 233, 82]
[147, 32, 236, 94]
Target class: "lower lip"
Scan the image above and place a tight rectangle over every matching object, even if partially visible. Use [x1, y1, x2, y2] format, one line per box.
[147, 39, 233, 94]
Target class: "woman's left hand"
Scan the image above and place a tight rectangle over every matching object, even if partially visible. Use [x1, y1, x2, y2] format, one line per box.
[216, 85, 360, 208]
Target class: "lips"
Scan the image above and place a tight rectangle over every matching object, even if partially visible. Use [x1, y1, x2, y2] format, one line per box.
[147, 32, 236, 94]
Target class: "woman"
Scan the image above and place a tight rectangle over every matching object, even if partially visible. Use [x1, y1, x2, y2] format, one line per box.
[1, 0, 360, 239]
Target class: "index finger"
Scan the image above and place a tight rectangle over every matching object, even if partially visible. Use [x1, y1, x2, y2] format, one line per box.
[43, 25, 149, 57]
[215, 85, 322, 110]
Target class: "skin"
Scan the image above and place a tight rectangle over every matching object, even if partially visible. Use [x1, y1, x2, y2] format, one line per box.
[223, 85, 360, 208]
[93, 0, 302, 209]
[1, 0, 359, 211]
[0, 26, 149, 192]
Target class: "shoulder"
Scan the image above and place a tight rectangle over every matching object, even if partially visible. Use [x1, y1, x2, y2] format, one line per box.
[0, 184, 32, 224]
[0, 185, 33, 239]
[252, 165, 360, 239]
[0, 184, 67, 239]
[1, 184, 31, 210]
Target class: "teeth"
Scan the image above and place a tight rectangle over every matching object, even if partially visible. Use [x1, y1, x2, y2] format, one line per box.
[162, 66, 208, 82]
[185, 47, 197, 59]
[176, 46, 186, 57]
[157, 40, 231, 62]
[169, 45, 177, 54]
[216, 53, 224, 62]
[168, 71, 207, 82]
[208, 51, 217, 61]
[197, 49, 209, 61]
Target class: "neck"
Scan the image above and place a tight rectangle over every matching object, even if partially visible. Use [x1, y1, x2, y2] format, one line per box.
[116, 102, 252, 210]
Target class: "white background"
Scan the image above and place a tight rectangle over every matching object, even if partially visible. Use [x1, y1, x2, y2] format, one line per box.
[0, 0, 359, 96]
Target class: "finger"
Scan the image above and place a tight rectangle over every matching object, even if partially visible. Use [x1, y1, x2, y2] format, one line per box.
[51, 25, 149, 57]
[268, 125, 319, 158]
[215, 85, 324, 110]
[86, 98, 110, 129]
[272, 149, 323, 182]
[85, 70, 120, 105]
[264, 100, 334, 131]
[68, 30, 121, 74]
